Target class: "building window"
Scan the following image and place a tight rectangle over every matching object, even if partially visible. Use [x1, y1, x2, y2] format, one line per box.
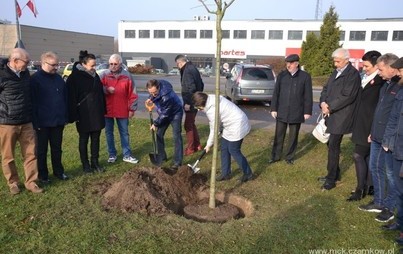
[349, 31, 366, 41]
[200, 30, 213, 39]
[124, 30, 136, 38]
[371, 31, 388, 41]
[251, 30, 265, 39]
[306, 30, 320, 37]
[139, 30, 150, 38]
[222, 30, 230, 39]
[268, 30, 283, 40]
[392, 31, 403, 41]
[233, 30, 247, 39]
[168, 30, 180, 38]
[339, 31, 345, 41]
[288, 30, 303, 40]
[154, 30, 165, 39]
[185, 30, 197, 39]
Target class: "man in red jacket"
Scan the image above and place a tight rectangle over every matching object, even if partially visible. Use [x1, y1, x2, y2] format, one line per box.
[100, 54, 138, 164]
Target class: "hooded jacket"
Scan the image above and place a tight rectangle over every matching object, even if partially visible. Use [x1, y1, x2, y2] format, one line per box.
[0, 59, 33, 125]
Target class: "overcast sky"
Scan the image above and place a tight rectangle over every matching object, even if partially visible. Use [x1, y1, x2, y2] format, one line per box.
[1, 0, 403, 38]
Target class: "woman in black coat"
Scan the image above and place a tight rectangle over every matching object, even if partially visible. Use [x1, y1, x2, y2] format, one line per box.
[67, 50, 106, 173]
[348, 51, 383, 201]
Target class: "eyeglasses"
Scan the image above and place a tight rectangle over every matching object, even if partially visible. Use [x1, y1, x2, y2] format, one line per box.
[16, 58, 30, 65]
[45, 62, 59, 68]
[109, 63, 119, 66]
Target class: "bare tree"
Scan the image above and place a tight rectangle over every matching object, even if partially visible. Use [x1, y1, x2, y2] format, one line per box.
[199, 0, 235, 209]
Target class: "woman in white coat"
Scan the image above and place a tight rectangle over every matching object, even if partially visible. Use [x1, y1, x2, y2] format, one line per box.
[192, 92, 253, 183]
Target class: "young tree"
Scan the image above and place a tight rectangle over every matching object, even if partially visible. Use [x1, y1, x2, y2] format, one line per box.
[199, 0, 235, 209]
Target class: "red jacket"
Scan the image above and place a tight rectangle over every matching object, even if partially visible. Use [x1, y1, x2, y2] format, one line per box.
[101, 69, 138, 118]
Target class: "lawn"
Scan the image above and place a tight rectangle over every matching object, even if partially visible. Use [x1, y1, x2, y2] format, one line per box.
[0, 119, 398, 253]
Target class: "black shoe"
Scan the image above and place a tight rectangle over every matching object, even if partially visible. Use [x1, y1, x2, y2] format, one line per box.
[216, 174, 231, 182]
[268, 159, 280, 164]
[285, 159, 294, 165]
[83, 167, 93, 174]
[346, 189, 365, 202]
[375, 208, 395, 223]
[381, 222, 399, 231]
[321, 182, 336, 191]
[358, 201, 383, 213]
[91, 162, 105, 173]
[240, 173, 253, 183]
[55, 173, 69, 180]
[170, 164, 180, 171]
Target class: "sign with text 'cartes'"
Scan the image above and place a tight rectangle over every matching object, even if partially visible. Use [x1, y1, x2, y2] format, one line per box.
[219, 50, 246, 59]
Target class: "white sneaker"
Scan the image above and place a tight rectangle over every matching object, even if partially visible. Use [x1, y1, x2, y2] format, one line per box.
[108, 155, 117, 163]
[123, 156, 139, 164]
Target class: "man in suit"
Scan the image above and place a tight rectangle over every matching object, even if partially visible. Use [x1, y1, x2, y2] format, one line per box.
[319, 48, 361, 190]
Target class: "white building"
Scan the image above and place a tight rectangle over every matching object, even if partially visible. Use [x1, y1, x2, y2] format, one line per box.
[118, 18, 403, 72]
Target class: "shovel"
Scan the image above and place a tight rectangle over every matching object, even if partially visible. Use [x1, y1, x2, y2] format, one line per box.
[187, 149, 206, 174]
[145, 101, 159, 166]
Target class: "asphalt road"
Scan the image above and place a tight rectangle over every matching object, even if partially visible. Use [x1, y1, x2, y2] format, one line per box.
[133, 74, 322, 133]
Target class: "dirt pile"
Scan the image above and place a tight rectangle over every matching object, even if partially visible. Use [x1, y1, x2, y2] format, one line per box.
[102, 166, 208, 215]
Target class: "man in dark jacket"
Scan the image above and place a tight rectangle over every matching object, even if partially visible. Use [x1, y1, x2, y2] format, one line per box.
[0, 48, 43, 194]
[31, 51, 69, 183]
[146, 79, 183, 169]
[319, 48, 361, 191]
[270, 54, 313, 165]
[175, 55, 204, 156]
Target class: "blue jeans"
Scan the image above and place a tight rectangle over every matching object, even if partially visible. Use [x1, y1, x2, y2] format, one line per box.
[156, 113, 183, 166]
[369, 140, 395, 210]
[105, 117, 131, 157]
[220, 137, 252, 176]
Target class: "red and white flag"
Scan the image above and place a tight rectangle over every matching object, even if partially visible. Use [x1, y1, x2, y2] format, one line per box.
[16, 1, 22, 18]
[26, 0, 39, 18]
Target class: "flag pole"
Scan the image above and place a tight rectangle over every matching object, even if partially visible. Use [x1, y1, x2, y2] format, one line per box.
[14, 0, 24, 48]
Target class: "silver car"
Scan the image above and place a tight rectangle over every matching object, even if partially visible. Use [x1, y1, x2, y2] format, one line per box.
[225, 64, 276, 105]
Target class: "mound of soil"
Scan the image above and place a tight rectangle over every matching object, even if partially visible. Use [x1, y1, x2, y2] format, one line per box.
[102, 166, 208, 216]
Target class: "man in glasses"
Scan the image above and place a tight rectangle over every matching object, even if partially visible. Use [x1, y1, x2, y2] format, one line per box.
[100, 54, 138, 164]
[0, 48, 43, 194]
[31, 51, 69, 184]
[146, 79, 183, 169]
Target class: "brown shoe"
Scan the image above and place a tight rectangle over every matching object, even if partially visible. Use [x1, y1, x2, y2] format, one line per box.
[27, 184, 44, 194]
[10, 184, 20, 195]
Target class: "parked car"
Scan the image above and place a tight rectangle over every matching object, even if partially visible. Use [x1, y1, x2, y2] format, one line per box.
[224, 64, 276, 105]
[62, 63, 73, 81]
[153, 68, 165, 74]
[167, 69, 180, 76]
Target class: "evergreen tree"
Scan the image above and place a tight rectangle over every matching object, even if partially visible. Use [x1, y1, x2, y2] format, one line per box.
[300, 5, 341, 76]
[300, 32, 318, 72]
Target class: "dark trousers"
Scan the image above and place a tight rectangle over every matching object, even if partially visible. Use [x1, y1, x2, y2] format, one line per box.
[271, 120, 301, 161]
[79, 130, 101, 168]
[326, 134, 343, 184]
[221, 137, 252, 176]
[353, 144, 372, 191]
[184, 110, 200, 152]
[36, 126, 65, 180]
[156, 114, 183, 166]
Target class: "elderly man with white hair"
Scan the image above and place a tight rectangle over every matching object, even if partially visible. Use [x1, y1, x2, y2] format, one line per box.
[319, 48, 361, 191]
[100, 54, 139, 164]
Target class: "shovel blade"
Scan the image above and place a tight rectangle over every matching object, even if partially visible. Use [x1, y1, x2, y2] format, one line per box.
[149, 153, 160, 166]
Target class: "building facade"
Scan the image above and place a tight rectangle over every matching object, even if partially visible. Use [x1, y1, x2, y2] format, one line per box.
[118, 18, 403, 72]
[0, 23, 114, 64]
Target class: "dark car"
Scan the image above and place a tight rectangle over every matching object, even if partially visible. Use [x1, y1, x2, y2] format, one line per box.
[224, 64, 276, 104]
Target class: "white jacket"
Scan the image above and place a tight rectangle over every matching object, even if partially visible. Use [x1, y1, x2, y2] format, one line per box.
[204, 95, 250, 147]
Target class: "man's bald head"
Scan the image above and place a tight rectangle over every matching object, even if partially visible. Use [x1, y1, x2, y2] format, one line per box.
[8, 48, 30, 71]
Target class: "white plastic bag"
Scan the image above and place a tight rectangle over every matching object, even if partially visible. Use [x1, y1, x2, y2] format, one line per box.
[312, 114, 330, 143]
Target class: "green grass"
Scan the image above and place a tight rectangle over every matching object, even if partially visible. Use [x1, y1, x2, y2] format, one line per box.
[0, 119, 398, 253]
